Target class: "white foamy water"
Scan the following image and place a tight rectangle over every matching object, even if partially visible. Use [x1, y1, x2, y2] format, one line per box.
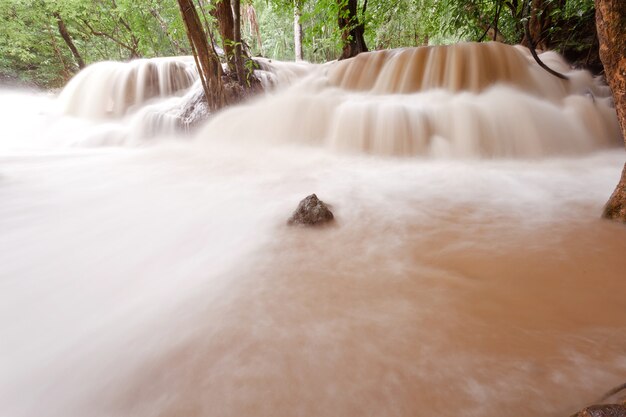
[1, 43, 626, 417]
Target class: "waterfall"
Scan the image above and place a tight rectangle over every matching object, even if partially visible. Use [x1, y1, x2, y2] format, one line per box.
[53, 42, 621, 157]
[58, 56, 197, 119]
[2, 42, 626, 417]
[201, 42, 621, 158]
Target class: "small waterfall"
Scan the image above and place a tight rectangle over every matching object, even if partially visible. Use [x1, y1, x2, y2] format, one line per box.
[58, 56, 197, 120]
[329, 42, 536, 94]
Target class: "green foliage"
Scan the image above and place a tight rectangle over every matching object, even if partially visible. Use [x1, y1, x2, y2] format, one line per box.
[250, 0, 294, 60]
[0, 0, 189, 87]
[247, 0, 530, 63]
[0, 0, 601, 87]
[0, 0, 60, 86]
[563, 0, 594, 18]
[301, 0, 343, 61]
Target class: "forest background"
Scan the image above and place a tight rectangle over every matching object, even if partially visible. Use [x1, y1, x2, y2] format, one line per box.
[0, 0, 598, 88]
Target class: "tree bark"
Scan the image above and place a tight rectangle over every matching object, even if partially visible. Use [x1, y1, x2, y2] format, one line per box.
[232, 0, 246, 84]
[520, 0, 558, 50]
[177, 0, 224, 111]
[246, 4, 263, 53]
[596, 0, 626, 221]
[338, 0, 368, 60]
[47, 28, 72, 82]
[212, 0, 236, 73]
[53, 11, 85, 69]
[293, 0, 303, 61]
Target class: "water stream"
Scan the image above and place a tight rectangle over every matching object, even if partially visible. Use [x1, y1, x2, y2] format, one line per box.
[1, 42, 625, 417]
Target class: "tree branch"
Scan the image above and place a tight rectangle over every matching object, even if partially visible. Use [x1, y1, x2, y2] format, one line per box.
[81, 19, 138, 56]
[53, 11, 85, 69]
[523, 0, 568, 80]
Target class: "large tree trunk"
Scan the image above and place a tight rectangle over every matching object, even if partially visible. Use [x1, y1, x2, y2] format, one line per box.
[338, 0, 368, 60]
[596, 0, 626, 221]
[215, 0, 257, 89]
[177, 0, 224, 111]
[212, 0, 236, 73]
[293, 0, 303, 61]
[53, 11, 85, 69]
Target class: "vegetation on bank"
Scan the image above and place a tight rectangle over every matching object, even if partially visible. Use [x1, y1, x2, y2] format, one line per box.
[0, 0, 597, 88]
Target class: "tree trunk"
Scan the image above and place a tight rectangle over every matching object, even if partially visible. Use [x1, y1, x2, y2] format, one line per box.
[596, 0, 626, 221]
[53, 11, 85, 69]
[293, 0, 303, 61]
[338, 0, 368, 60]
[521, 0, 564, 50]
[246, 4, 263, 53]
[47, 28, 72, 82]
[212, 0, 236, 73]
[232, 0, 246, 85]
[176, 0, 224, 111]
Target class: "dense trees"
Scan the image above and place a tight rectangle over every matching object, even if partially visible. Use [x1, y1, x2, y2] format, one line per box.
[0, 0, 605, 87]
[0, 0, 190, 87]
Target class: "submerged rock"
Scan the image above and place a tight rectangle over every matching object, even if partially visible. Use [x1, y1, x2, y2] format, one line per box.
[287, 194, 334, 226]
[571, 404, 626, 417]
[178, 71, 264, 131]
[178, 85, 210, 130]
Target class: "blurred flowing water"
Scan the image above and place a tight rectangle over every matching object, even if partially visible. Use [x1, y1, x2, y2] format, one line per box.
[1, 42, 625, 417]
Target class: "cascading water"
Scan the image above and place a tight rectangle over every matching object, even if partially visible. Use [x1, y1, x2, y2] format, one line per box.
[59, 56, 197, 119]
[1, 42, 626, 417]
[203, 42, 621, 157]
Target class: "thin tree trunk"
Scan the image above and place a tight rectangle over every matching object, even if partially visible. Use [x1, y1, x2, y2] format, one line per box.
[177, 0, 224, 111]
[293, 0, 303, 61]
[338, 0, 368, 60]
[232, 0, 246, 85]
[246, 4, 263, 53]
[53, 11, 85, 69]
[522, 0, 568, 80]
[150, 8, 186, 54]
[596, 0, 626, 221]
[111, 0, 140, 58]
[47, 28, 72, 81]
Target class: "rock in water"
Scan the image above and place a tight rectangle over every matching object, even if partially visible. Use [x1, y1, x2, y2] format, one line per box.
[570, 405, 626, 417]
[288, 194, 334, 226]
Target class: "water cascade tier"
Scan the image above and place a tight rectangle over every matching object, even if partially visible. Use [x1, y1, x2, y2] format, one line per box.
[54, 42, 622, 157]
[202, 42, 621, 158]
[59, 56, 197, 119]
